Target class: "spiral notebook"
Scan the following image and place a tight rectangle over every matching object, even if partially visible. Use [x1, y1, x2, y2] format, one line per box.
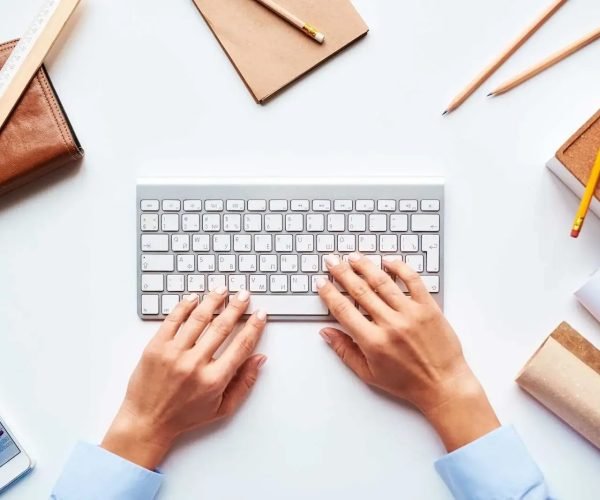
[192, 0, 368, 103]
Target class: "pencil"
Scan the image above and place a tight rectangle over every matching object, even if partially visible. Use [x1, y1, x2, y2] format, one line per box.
[252, 0, 325, 43]
[571, 149, 600, 238]
[442, 0, 567, 115]
[489, 27, 600, 97]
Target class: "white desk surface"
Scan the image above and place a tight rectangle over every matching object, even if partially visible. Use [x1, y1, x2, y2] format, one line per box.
[1, 0, 600, 498]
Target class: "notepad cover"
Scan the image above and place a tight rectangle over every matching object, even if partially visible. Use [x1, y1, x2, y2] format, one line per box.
[192, 0, 368, 103]
[0, 40, 83, 196]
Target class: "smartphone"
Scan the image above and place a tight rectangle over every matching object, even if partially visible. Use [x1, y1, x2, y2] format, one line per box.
[0, 416, 33, 492]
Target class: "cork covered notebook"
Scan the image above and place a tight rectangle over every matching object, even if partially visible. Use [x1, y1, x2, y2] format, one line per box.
[547, 109, 600, 217]
[192, 0, 368, 103]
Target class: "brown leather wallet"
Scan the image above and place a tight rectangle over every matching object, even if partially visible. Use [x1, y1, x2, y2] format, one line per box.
[0, 39, 83, 196]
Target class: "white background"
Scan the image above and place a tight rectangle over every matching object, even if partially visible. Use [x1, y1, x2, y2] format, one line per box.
[1, 0, 600, 498]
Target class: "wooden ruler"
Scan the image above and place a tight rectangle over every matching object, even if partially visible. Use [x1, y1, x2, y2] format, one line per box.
[0, 0, 81, 131]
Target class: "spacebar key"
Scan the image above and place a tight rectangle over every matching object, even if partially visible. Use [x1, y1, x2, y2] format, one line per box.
[247, 296, 329, 316]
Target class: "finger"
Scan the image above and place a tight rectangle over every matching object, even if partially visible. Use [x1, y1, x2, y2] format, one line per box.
[214, 310, 267, 378]
[174, 287, 228, 348]
[217, 354, 266, 418]
[320, 328, 372, 381]
[382, 256, 432, 304]
[347, 252, 410, 311]
[153, 294, 200, 343]
[324, 254, 392, 321]
[316, 277, 372, 345]
[194, 290, 252, 358]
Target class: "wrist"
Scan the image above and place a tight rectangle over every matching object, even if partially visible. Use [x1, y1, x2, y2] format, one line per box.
[423, 371, 500, 453]
[101, 406, 174, 470]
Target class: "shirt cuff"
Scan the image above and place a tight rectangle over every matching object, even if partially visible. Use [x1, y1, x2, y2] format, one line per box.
[51, 442, 163, 500]
[435, 426, 549, 500]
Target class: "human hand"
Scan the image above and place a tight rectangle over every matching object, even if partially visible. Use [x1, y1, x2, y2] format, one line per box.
[101, 289, 267, 469]
[317, 253, 499, 451]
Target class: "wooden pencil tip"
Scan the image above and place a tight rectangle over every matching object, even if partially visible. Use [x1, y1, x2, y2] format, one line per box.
[442, 110, 449, 116]
[486, 92, 495, 97]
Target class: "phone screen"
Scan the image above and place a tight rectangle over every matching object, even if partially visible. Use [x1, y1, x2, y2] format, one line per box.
[0, 423, 20, 467]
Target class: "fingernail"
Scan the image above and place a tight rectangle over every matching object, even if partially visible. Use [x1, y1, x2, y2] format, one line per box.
[257, 355, 268, 369]
[383, 256, 401, 264]
[319, 329, 332, 344]
[215, 286, 228, 295]
[349, 252, 361, 262]
[316, 277, 328, 289]
[256, 309, 267, 321]
[185, 293, 199, 302]
[237, 290, 250, 302]
[325, 254, 340, 268]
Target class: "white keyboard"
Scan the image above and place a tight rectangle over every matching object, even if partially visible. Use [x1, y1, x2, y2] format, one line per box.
[137, 178, 444, 320]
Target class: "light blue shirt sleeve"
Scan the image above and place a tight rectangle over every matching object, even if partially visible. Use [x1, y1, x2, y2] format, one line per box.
[50, 442, 163, 500]
[435, 426, 551, 500]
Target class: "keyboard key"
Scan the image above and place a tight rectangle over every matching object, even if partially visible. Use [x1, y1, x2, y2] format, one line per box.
[265, 214, 283, 232]
[405, 255, 424, 273]
[227, 200, 245, 211]
[192, 235, 210, 252]
[228, 275, 247, 292]
[218, 255, 236, 272]
[328, 214, 345, 232]
[141, 274, 164, 292]
[379, 235, 398, 252]
[316, 234, 334, 252]
[234, 235, 252, 252]
[411, 214, 440, 232]
[254, 235, 272, 252]
[306, 214, 325, 231]
[141, 294, 159, 315]
[358, 234, 376, 252]
[291, 275, 309, 293]
[223, 214, 241, 232]
[301, 255, 319, 272]
[390, 214, 408, 232]
[311, 275, 330, 292]
[167, 275, 185, 292]
[183, 200, 202, 212]
[421, 275, 440, 293]
[162, 200, 181, 212]
[246, 295, 328, 316]
[141, 234, 168, 252]
[369, 214, 387, 232]
[280, 255, 298, 272]
[142, 254, 174, 272]
[259, 255, 277, 272]
[334, 200, 353, 211]
[356, 200, 374, 211]
[270, 200, 288, 211]
[291, 200, 309, 211]
[244, 214, 262, 232]
[239, 254, 257, 272]
[364, 254, 382, 269]
[141, 214, 159, 232]
[422, 235, 440, 272]
[313, 200, 331, 211]
[286, 214, 304, 232]
[275, 235, 293, 252]
[162, 214, 179, 232]
[378, 200, 396, 211]
[348, 214, 366, 232]
[161, 294, 179, 315]
[197, 255, 216, 272]
[182, 214, 200, 232]
[296, 234, 314, 252]
[205, 200, 224, 212]
[141, 200, 159, 211]
[213, 235, 231, 252]
[249, 275, 268, 292]
[400, 235, 419, 252]
[177, 255, 195, 272]
[247, 200, 266, 211]
[208, 275, 226, 291]
[421, 200, 440, 212]
[337, 235, 356, 252]
[187, 275, 205, 292]
[203, 214, 220, 232]
[399, 200, 418, 212]
[172, 235, 190, 252]
[270, 275, 288, 293]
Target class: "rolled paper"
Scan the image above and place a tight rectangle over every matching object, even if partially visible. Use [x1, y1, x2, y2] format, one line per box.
[576, 269, 600, 323]
[516, 322, 600, 449]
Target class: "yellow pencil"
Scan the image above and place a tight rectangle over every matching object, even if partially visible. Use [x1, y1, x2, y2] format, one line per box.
[571, 148, 600, 238]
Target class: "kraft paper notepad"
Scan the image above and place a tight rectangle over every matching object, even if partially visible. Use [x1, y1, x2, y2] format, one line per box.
[517, 322, 600, 449]
[192, 0, 368, 103]
[547, 109, 600, 217]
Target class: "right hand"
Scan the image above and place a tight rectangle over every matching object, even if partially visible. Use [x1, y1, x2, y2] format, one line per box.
[317, 253, 500, 451]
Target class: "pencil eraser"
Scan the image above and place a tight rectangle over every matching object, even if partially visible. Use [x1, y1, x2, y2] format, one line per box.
[315, 32, 325, 43]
